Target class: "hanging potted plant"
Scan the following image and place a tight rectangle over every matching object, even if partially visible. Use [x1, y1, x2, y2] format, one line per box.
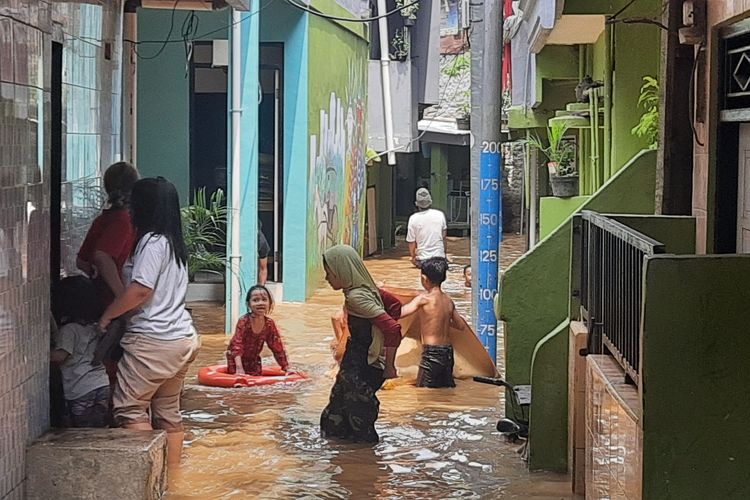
[525, 122, 579, 197]
[456, 91, 471, 130]
[441, 53, 471, 130]
[390, 28, 410, 62]
[396, 0, 419, 26]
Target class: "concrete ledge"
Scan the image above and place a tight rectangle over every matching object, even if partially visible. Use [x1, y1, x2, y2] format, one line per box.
[26, 429, 167, 500]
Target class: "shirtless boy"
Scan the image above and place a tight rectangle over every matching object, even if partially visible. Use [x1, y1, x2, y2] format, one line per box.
[400, 257, 465, 388]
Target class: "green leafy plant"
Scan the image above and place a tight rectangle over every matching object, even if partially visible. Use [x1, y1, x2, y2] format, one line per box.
[390, 28, 410, 61]
[441, 52, 470, 78]
[631, 76, 659, 150]
[396, 0, 419, 20]
[181, 188, 227, 282]
[458, 89, 471, 117]
[524, 122, 577, 176]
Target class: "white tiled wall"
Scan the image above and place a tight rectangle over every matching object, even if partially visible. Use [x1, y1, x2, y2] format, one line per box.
[0, 1, 123, 497]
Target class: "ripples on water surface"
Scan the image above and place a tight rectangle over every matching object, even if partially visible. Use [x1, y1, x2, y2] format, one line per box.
[171, 237, 573, 499]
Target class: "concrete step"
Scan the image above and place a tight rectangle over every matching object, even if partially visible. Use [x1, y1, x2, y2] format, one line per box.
[26, 428, 167, 500]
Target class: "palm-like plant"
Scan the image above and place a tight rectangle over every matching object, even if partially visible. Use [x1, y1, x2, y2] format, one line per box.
[631, 76, 659, 149]
[525, 122, 577, 176]
[181, 188, 227, 281]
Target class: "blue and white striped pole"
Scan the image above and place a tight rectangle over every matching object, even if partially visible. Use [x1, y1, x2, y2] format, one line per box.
[477, 146, 502, 361]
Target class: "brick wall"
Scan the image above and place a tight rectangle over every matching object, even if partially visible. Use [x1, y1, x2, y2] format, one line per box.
[0, 2, 123, 497]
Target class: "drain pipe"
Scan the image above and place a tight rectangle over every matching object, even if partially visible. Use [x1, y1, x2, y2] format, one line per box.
[377, 0, 396, 165]
[229, 9, 243, 330]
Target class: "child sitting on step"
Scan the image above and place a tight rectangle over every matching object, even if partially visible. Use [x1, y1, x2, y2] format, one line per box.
[51, 276, 111, 427]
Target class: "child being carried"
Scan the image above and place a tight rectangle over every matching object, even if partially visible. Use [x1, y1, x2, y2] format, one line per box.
[400, 257, 465, 388]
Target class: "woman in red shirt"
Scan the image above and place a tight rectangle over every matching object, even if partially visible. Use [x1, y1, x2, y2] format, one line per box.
[226, 285, 290, 375]
[77, 162, 138, 304]
[77, 162, 138, 387]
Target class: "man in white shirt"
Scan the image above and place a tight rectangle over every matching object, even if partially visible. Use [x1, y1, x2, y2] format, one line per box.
[406, 188, 447, 267]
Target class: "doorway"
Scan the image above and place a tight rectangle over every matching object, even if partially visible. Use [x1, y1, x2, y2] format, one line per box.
[50, 41, 63, 284]
[190, 42, 228, 198]
[737, 123, 750, 252]
[259, 44, 284, 283]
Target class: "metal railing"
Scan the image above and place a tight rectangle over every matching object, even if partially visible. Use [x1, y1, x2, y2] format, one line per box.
[579, 211, 665, 386]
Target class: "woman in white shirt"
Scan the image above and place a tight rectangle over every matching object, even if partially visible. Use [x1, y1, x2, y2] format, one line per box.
[99, 177, 200, 466]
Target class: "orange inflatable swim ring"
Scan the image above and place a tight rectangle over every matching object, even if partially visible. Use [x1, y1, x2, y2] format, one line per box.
[198, 365, 309, 388]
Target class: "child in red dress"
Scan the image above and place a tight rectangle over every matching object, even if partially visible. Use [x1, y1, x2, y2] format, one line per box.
[226, 285, 290, 375]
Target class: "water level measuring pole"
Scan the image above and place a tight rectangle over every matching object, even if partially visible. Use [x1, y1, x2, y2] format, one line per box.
[475, 0, 503, 362]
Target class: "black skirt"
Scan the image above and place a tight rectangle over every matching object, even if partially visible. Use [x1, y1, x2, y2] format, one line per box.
[320, 315, 385, 443]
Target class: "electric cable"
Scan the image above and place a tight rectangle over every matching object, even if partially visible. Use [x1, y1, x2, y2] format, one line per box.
[283, 0, 421, 23]
[133, 0, 181, 59]
[689, 41, 706, 148]
[125, 0, 279, 47]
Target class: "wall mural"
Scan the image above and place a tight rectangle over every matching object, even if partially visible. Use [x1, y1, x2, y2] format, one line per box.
[307, 66, 367, 288]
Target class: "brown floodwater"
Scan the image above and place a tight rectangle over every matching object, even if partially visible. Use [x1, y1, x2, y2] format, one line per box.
[170, 237, 575, 499]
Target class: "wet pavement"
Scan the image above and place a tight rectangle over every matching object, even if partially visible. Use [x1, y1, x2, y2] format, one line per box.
[172, 235, 576, 499]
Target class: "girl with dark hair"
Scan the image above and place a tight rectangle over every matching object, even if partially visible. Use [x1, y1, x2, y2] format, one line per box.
[99, 177, 200, 466]
[226, 284, 290, 375]
[77, 161, 139, 395]
[77, 161, 139, 303]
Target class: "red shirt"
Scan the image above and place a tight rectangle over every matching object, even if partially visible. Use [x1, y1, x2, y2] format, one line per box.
[227, 315, 289, 375]
[372, 289, 402, 348]
[78, 208, 136, 304]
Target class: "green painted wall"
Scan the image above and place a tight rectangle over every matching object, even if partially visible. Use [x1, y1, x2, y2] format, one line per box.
[528, 319, 570, 472]
[306, 16, 368, 296]
[508, 45, 579, 129]
[641, 256, 750, 499]
[540, 196, 591, 240]
[609, 215, 696, 255]
[430, 144, 449, 212]
[564, 0, 643, 15]
[610, 18, 660, 172]
[497, 149, 657, 471]
[136, 9, 228, 205]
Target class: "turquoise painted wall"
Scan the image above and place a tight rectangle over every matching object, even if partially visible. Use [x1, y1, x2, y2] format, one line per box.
[305, 16, 369, 297]
[225, 9, 261, 332]
[497, 149, 657, 471]
[641, 256, 750, 499]
[260, 4, 309, 301]
[136, 9, 228, 205]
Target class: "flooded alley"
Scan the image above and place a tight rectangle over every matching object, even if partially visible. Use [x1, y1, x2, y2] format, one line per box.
[173, 237, 574, 499]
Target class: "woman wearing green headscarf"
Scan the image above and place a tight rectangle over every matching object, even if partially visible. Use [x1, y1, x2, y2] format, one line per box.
[320, 245, 402, 443]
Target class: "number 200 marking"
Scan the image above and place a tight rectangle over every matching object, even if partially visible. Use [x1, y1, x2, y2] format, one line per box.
[482, 141, 501, 153]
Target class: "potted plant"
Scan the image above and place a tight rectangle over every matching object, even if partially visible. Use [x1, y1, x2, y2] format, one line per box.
[396, 0, 419, 26]
[182, 187, 227, 301]
[390, 28, 410, 61]
[456, 90, 471, 130]
[525, 122, 579, 197]
[441, 54, 471, 130]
